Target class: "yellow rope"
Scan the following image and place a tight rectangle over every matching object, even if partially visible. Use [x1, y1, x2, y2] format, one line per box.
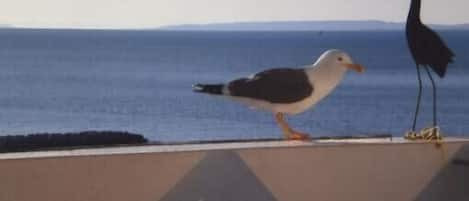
[404, 126, 444, 148]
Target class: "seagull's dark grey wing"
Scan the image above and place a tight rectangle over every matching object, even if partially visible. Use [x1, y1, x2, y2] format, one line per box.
[227, 68, 313, 104]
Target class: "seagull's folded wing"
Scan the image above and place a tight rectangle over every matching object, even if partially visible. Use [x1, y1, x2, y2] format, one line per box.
[227, 68, 314, 104]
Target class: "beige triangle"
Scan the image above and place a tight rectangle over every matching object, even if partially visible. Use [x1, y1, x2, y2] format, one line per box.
[239, 143, 462, 201]
[0, 151, 205, 201]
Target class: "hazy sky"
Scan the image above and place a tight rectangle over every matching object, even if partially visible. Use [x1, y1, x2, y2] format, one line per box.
[1, 0, 468, 28]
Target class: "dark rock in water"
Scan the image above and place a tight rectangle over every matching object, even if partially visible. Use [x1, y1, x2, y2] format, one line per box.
[0, 131, 148, 153]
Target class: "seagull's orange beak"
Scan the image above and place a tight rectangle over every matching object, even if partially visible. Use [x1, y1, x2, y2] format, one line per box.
[344, 63, 365, 73]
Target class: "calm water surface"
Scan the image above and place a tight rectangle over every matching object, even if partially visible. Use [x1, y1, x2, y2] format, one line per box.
[0, 29, 468, 141]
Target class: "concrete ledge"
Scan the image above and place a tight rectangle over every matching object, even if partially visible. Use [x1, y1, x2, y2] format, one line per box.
[0, 137, 468, 201]
[0, 137, 459, 160]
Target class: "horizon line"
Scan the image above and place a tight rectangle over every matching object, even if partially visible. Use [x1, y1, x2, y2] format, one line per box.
[2, 19, 469, 30]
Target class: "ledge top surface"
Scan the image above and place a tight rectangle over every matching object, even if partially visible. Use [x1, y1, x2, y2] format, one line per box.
[1, 137, 468, 160]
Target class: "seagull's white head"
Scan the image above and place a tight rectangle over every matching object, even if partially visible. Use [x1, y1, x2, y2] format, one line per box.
[313, 49, 365, 73]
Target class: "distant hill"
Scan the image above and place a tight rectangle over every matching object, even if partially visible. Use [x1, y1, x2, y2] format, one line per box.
[0, 24, 13, 28]
[160, 20, 469, 31]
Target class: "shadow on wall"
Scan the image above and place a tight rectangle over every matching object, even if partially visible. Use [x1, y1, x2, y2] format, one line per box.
[159, 151, 278, 201]
[415, 144, 469, 201]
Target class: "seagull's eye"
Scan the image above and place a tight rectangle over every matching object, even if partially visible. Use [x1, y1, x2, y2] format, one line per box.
[338, 57, 343, 62]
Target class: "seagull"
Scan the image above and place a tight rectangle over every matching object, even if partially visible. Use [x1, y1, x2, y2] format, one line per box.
[193, 49, 365, 140]
[405, 0, 455, 140]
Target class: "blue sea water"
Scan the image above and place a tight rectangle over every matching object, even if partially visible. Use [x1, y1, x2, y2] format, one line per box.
[0, 29, 468, 142]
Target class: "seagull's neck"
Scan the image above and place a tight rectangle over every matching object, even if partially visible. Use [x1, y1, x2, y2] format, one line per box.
[305, 63, 347, 100]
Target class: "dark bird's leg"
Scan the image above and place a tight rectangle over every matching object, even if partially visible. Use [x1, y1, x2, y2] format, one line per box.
[274, 113, 310, 141]
[424, 66, 437, 127]
[421, 66, 443, 141]
[406, 64, 423, 140]
[412, 64, 423, 131]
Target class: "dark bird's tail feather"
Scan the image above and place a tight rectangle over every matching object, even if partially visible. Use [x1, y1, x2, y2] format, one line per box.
[193, 84, 225, 95]
[429, 45, 455, 78]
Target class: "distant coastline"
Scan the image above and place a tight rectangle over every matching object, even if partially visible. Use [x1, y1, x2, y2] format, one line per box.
[159, 20, 469, 31]
[2, 21, 469, 31]
[0, 24, 13, 28]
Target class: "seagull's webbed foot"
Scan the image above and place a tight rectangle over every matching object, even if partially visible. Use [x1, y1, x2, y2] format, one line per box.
[287, 130, 311, 141]
[275, 113, 311, 141]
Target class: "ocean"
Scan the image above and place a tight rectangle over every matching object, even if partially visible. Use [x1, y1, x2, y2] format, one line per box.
[0, 29, 468, 142]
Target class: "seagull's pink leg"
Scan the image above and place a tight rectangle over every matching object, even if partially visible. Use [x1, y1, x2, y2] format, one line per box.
[275, 113, 311, 141]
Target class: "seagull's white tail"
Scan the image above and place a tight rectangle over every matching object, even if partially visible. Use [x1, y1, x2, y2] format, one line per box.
[193, 84, 226, 95]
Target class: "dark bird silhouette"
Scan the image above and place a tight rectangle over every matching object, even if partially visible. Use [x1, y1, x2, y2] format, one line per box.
[405, 0, 454, 137]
